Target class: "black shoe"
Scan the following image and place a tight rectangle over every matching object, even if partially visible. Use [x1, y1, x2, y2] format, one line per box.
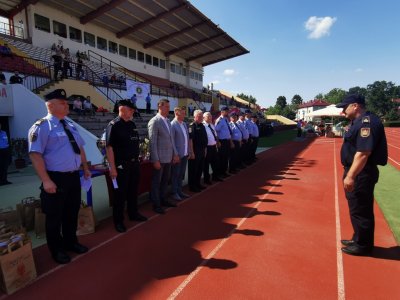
[189, 187, 201, 193]
[212, 177, 224, 182]
[153, 206, 165, 214]
[52, 250, 71, 264]
[197, 184, 207, 190]
[65, 243, 88, 254]
[162, 201, 177, 207]
[129, 213, 148, 222]
[179, 192, 190, 198]
[341, 245, 373, 256]
[341, 239, 355, 247]
[115, 223, 127, 233]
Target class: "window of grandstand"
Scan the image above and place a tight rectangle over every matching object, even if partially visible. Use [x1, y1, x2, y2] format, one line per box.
[190, 70, 195, 79]
[69, 26, 82, 43]
[119, 45, 127, 57]
[84, 32, 96, 47]
[145, 54, 152, 65]
[199, 73, 203, 81]
[97, 37, 107, 51]
[160, 59, 166, 69]
[109, 41, 118, 54]
[176, 64, 182, 75]
[182, 68, 187, 76]
[34, 14, 50, 33]
[129, 48, 136, 60]
[137, 51, 144, 62]
[53, 21, 67, 38]
[194, 72, 199, 80]
[153, 57, 159, 67]
[171, 63, 176, 73]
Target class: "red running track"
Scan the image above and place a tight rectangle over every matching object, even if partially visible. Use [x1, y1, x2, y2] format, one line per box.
[2, 137, 399, 300]
[385, 128, 400, 171]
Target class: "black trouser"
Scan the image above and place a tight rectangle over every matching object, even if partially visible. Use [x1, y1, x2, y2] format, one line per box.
[63, 62, 72, 78]
[146, 102, 151, 114]
[218, 139, 230, 175]
[229, 140, 241, 172]
[251, 137, 259, 160]
[188, 149, 205, 188]
[240, 139, 248, 165]
[40, 171, 81, 255]
[113, 161, 140, 225]
[0, 147, 10, 184]
[344, 165, 379, 247]
[204, 145, 219, 182]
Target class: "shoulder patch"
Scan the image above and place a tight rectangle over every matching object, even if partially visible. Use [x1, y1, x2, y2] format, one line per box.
[360, 127, 370, 137]
[362, 116, 370, 124]
[29, 131, 38, 142]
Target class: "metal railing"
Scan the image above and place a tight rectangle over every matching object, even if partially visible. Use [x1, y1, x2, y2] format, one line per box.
[0, 21, 24, 39]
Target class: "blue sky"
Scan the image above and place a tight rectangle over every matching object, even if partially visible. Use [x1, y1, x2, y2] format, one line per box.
[191, 0, 400, 108]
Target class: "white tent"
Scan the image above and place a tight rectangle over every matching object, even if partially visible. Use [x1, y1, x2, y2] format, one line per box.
[307, 104, 343, 117]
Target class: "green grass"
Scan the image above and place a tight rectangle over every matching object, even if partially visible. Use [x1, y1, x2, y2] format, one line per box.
[258, 129, 297, 148]
[375, 164, 400, 245]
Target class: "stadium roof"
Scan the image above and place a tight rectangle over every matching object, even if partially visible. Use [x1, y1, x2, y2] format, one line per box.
[1, 0, 249, 67]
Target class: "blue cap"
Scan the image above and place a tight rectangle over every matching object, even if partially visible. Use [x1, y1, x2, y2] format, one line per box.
[44, 89, 67, 101]
[336, 94, 365, 108]
[245, 109, 252, 114]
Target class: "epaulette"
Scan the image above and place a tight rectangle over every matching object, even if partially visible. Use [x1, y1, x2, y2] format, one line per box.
[34, 118, 46, 126]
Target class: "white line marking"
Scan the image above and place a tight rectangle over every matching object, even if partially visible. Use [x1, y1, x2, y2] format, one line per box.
[333, 139, 346, 300]
[388, 156, 400, 166]
[387, 143, 400, 150]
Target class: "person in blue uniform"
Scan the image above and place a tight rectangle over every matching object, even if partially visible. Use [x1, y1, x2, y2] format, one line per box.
[0, 124, 11, 185]
[250, 114, 260, 162]
[228, 113, 242, 174]
[336, 94, 388, 256]
[188, 110, 208, 192]
[215, 107, 233, 177]
[28, 89, 91, 264]
[105, 100, 148, 233]
[236, 112, 249, 168]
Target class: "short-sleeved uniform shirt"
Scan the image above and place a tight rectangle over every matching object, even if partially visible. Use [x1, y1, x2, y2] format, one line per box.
[0, 131, 9, 149]
[215, 116, 231, 140]
[341, 112, 388, 168]
[189, 122, 208, 155]
[106, 117, 140, 165]
[28, 115, 85, 172]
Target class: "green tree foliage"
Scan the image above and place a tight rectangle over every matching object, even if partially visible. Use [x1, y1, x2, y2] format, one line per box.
[282, 105, 296, 120]
[236, 93, 257, 104]
[276, 96, 287, 109]
[348, 86, 367, 96]
[324, 88, 346, 104]
[314, 93, 324, 100]
[366, 81, 399, 117]
[265, 105, 282, 115]
[291, 94, 303, 105]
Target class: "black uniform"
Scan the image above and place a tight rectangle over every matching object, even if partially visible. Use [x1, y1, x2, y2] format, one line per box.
[188, 122, 208, 190]
[106, 117, 141, 225]
[341, 111, 388, 248]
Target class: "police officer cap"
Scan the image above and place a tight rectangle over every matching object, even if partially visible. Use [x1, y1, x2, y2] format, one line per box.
[238, 111, 245, 116]
[245, 109, 252, 114]
[221, 106, 229, 111]
[118, 100, 136, 110]
[44, 89, 67, 101]
[251, 113, 258, 118]
[336, 94, 365, 108]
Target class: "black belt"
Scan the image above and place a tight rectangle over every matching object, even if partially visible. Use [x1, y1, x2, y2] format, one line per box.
[47, 170, 79, 174]
[119, 158, 139, 164]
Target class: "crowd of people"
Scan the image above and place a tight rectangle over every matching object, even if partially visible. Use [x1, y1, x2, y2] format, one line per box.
[51, 44, 86, 81]
[0, 70, 23, 84]
[72, 96, 96, 116]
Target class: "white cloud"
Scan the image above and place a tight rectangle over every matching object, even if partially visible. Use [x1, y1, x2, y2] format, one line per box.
[355, 68, 363, 73]
[223, 69, 237, 76]
[305, 16, 337, 39]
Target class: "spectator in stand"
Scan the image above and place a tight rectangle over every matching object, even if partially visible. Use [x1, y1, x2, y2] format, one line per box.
[83, 97, 95, 116]
[0, 43, 13, 58]
[110, 73, 117, 84]
[145, 93, 152, 114]
[81, 51, 88, 60]
[63, 48, 72, 78]
[76, 50, 81, 59]
[51, 43, 57, 51]
[102, 72, 109, 87]
[73, 97, 83, 115]
[52, 53, 63, 80]
[9, 71, 23, 84]
[75, 57, 84, 80]
[188, 103, 194, 116]
[0, 124, 12, 185]
[0, 71, 6, 84]
[130, 94, 137, 106]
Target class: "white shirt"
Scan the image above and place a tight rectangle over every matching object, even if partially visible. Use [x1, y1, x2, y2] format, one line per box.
[203, 121, 217, 146]
[178, 121, 188, 155]
[158, 113, 170, 134]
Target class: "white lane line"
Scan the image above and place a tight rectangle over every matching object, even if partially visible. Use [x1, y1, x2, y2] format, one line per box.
[387, 143, 400, 150]
[333, 139, 346, 300]
[167, 142, 317, 300]
[389, 156, 400, 166]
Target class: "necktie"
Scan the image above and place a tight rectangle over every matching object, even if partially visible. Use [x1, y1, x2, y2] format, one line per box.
[225, 118, 232, 134]
[208, 124, 217, 141]
[60, 119, 81, 154]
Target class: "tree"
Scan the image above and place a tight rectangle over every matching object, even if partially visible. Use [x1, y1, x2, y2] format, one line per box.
[291, 94, 303, 105]
[236, 93, 257, 104]
[366, 81, 399, 117]
[314, 93, 324, 100]
[282, 105, 296, 120]
[348, 86, 367, 96]
[324, 88, 346, 104]
[265, 105, 282, 115]
[276, 96, 287, 109]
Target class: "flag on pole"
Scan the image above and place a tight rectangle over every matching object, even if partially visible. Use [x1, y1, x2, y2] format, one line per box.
[126, 79, 150, 101]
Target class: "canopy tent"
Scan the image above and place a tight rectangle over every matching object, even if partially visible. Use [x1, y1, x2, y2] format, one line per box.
[306, 104, 343, 117]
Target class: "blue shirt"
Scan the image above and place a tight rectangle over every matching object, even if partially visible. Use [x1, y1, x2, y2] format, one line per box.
[28, 115, 85, 172]
[0, 131, 9, 149]
[130, 95, 137, 104]
[215, 116, 231, 140]
[229, 122, 242, 141]
[251, 121, 259, 137]
[236, 119, 249, 139]
[245, 118, 253, 136]
[145, 95, 151, 103]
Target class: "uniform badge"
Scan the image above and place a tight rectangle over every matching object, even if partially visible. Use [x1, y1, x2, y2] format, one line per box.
[360, 127, 370, 137]
[189, 127, 192, 133]
[362, 116, 370, 123]
[30, 132, 37, 142]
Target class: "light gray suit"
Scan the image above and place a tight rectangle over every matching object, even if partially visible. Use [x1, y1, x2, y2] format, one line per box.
[148, 114, 177, 207]
[171, 119, 189, 197]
